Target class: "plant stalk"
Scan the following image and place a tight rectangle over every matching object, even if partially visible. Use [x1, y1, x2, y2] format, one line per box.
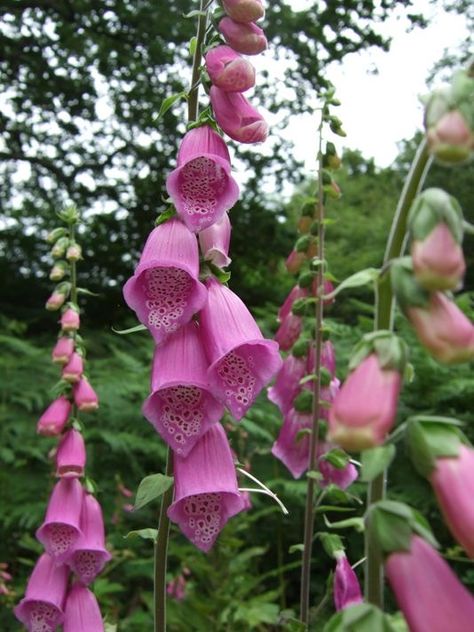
[154, 449, 174, 632]
[187, 0, 208, 123]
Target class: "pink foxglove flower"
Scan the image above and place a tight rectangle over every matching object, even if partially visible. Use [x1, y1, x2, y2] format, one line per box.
[60, 308, 80, 332]
[307, 340, 337, 377]
[37, 396, 71, 436]
[278, 285, 308, 322]
[63, 583, 104, 632]
[274, 312, 302, 351]
[386, 535, 474, 632]
[167, 574, 187, 601]
[411, 223, 465, 290]
[142, 321, 224, 457]
[285, 249, 306, 274]
[69, 493, 111, 585]
[318, 441, 358, 490]
[46, 291, 67, 311]
[56, 429, 86, 478]
[267, 354, 306, 415]
[429, 445, 474, 558]
[200, 278, 282, 420]
[328, 354, 401, 452]
[272, 408, 312, 479]
[222, 0, 265, 23]
[62, 352, 84, 383]
[73, 378, 99, 411]
[166, 126, 239, 232]
[218, 17, 267, 55]
[52, 337, 74, 365]
[198, 213, 232, 268]
[167, 423, 245, 551]
[210, 86, 268, 144]
[123, 219, 207, 344]
[14, 553, 68, 632]
[36, 478, 83, 563]
[66, 243, 81, 262]
[205, 45, 255, 92]
[334, 553, 363, 611]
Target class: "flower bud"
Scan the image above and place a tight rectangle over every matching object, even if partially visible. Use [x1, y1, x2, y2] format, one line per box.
[222, 0, 265, 23]
[205, 45, 255, 92]
[62, 352, 84, 383]
[333, 553, 363, 612]
[210, 86, 268, 144]
[285, 249, 306, 274]
[46, 291, 67, 311]
[66, 242, 82, 262]
[61, 307, 80, 332]
[52, 337, 74, 365]
[411, 223, 465, 291]
[50, 260, 68, 281]
[51, 236, 70, 258]
[408, 188, 463, 244]
[46, 227, 67, 243]
[73, 378, 99, 411]
[218, 17, 267, 55]
[37, 396, 72, 436]
[56, 429, 86, 478]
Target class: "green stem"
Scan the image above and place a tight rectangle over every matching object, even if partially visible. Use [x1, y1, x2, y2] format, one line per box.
[187, 0, 208, 123]
[154, 449, 174, 632]
[365, 138, 431, 607]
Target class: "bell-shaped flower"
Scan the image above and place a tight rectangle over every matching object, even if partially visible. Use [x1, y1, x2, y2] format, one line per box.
[328, 354, 401, 452]
[167, 423, 246, 551]
[274, 312, 302, 352]
[272, 408, 312, 479]
[52, 337, 74, 365]
[333, 553, 363, 611]
[222, 0, 265, 23]
[63, 583, 104, 632]
[36, 478, 83, 563]
[69, 493, 111, 585]
[37, 396, 71, 436]
[14, 553, 68, 632]
[73, 378, 99, 412]
[412, 223, 465, 291]
[386, 535, 474, 632]
[56, 429, 86, 478]
[318, 441, 358, 490]
[278, 286, 308, 322]
[62, 352, 84, 383]
[267, 354, 306, 415]
[200, 278, 282, 420]
[142, 322, 224, 457]
[307, 340, 337, 378]
[166, 126, 239, 232]
[123, 219, 207, 344]
[407, 292, 474, 364]
[198, 213, 232, 268]
[210, 86, 268, 144]
[205, 45, 255, 92]
[218, 17, 267, 55]
[60, 308, 80, 332]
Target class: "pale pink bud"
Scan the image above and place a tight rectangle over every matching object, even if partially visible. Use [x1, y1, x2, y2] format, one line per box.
[274, 313, 302, 351]
[285, 249, 306, 274]
[66, 243, 81, 261]
[62, 352, 84, 383]
[218, 17, 267, 55]
[205, 45, 255, 92]
[56, 429, 86, 478]
[37, 396, 72, 436]
[46, 291, 67, 311]
[222, 0, 264, 23]
[61, 308, 80, 332]
[412, 223, 465, 290]
[52, 337, 74, 365]
[328, 354, 401, 451]
[49, 262, 67, 282]
[427, 110, 474, 164]
[407, 292, 474, 364]
[73, 378, 99, 411]
[334, 553, 363, 611]
[210, 86, 268, 144]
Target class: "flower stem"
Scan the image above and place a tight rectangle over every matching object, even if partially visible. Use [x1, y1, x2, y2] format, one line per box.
[154, 449, 174, 632]
[365, 138, 431, 607]
[300, 110, 325, 626]
[187, 0, 209, 123]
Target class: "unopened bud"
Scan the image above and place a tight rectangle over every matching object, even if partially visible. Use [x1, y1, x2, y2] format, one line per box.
[46, 227, 66, 244]
[51, 237, 70, 258]
[50, 261, 68, 281]
[294, 390, 313, 413]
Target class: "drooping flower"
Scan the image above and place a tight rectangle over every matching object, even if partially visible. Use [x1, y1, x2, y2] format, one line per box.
[56, 429, 86, 478]
[36, 478, 83, 563]
[205, 45, 255, 92]
[166, 126, 239, 232]
[198, 211, 232, 268]
[167, 574, 187, 601]
[411, 223, 465, 291]
[271, 408, 312, 479]
[277, 285, 308, 322]
[69, 493, 111, 585]
[285, 249, 306, 274]
[62, 352, 84, 383]
[14, 553, 68, 632]
[60, 308, 80, 332]
[142, 321, 224, 457]
[37, 396, 72, 437]
[200, 278, 282, 420]
[318, 441, 358, 490]
[218, 17, 267, 55]
[333, 553, 363, 611]
[73, 378, 99, 412]
[50, 261, 68, 282]
[167, 423, 245, 551]
[307, 339, 337, 378]
[52, 337, 74, 365]
[267, 354, 306, 415]
[63, 583, 104, 632]
[123, 219, 207, 344]
[210, 86, 268, 144]
[274, 312, 302, 352]
[222, 0, 265, 23]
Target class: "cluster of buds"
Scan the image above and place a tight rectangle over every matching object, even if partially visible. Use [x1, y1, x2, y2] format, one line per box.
[15, 208, 109, 632]
[391, 188, 473, 364]
[123, 0, 282, 552]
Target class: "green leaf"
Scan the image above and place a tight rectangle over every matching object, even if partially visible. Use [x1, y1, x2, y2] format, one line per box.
[327, 267, 380, 299]
[318, 532, 345, 558]
[77, 287, 101, 297]
[288, 543, 304, 554]
[154, 91, 187, 122]
[134, 473, 174, 511]
[124, 528, 158, 542]
[323, 515, 365, 532]
[360, 445, 396, 482]
[112, 324, 148, 335]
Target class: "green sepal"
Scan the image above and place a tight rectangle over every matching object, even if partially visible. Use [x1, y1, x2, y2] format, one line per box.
[324, 603, 397, 632]
[155, 207, 177, 226]
[360, 445, 396, 483]
[46, 227, 67, 243]
[408, 188, 464, 243]
[318, 532, 345, 558]
[291, 297, 315, 316]
[320, 448, 350, 470]
[292, 337, 310, 358]
[298, 270, 316, 289]
[390, 257, 430, 312]
[293, 390, 313, 413]
[348, 330, 408, 374]
[51, 236, 70, 258]
[124, 528, 158, 542]
[320, 367, 332, 387]
[55, 281, 72, 296]
[405, 416, 464, 478]
[57, 204, 80, 224]
[295, 234, 311, 253]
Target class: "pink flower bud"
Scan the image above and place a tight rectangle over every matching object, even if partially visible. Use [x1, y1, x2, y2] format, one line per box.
[56, 429, 86, 478]
[274, 313, 302, 351]
[429, 445, 474, 558]
[62, 352, 84, 383]
[412, 223, 465, 290]
[328, 354, 401, 451]
[427, 110, 474, 164]
[407, 292, 474, 364]
[52, 337, 74, 365]
[285, 249, 306, 274]
[218, 17, 267, 55]
[198, 213, 232, 268]
[73, 378, 99, 411]
[61, 308, 80, 332]
[63, 583, 104, 632]
[210, 86, 268, 144]
[318, 440, 357, 490]
[66, 243, 81, 261]
[37, 396, 72, 436]
[46, 291, 67, 311]
[222, 0, 265, 23]
[333, 553, 363, 611]
[205, 45, 255, 92]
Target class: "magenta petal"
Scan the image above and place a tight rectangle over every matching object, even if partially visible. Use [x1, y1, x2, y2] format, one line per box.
[218, 17, 268, 56]
[198, 213, 232, 268]
[37, 396, 71, 437]
[274, 313, 302, 351]
[334, 554, 363, 611]
[56, 429, 86, 478]
[200, 279, 282, 420]
[168, 424, 245, 552]
[14, 553, 68, 631]
[210, 86, 268, 144]
[307, 340, 337, 376]
[205, 45, 255, 92]
[123, 220, 207, 343]
[36, 478, 83, 563]
[318, 441, 358, 490]
[268, 354, 306, 414]
[142, 322, 224, 457]
[272, 409, 312, 479]
[63, 583, 104, 632]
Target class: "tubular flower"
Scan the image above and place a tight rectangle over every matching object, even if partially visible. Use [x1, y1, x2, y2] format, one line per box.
[142, 322, 224, 457]
[198, 211, 232, 268]
[333, 553, 363, 611]
[166, 125, 239, 232]
[210, 86, 268, 144]
[218, 17, 267, 55]
[56, 429, 86, 478]
[274, 312, 302, 352]
[318, 441, 358, 490]
[14, 553, 68, 632]
[123, 219, 207, 344]
[222, 0, 265, 23]
[60, 308, 80, 332]
[36, 478, 83, 563]
[62, 352, 84, 383]
[277, 285, 308, 322]
[200, 278, 282, 420]
[267, 354, 306, 415]
[271, 408, 312, 479]
[52, 337, 74, 365]
[63, 583, 104, 632]
[167, 423, 246, 552]
[37, 396, 72, 437]
[205, 45, 255, 92]
[73, 378, 99, 412]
